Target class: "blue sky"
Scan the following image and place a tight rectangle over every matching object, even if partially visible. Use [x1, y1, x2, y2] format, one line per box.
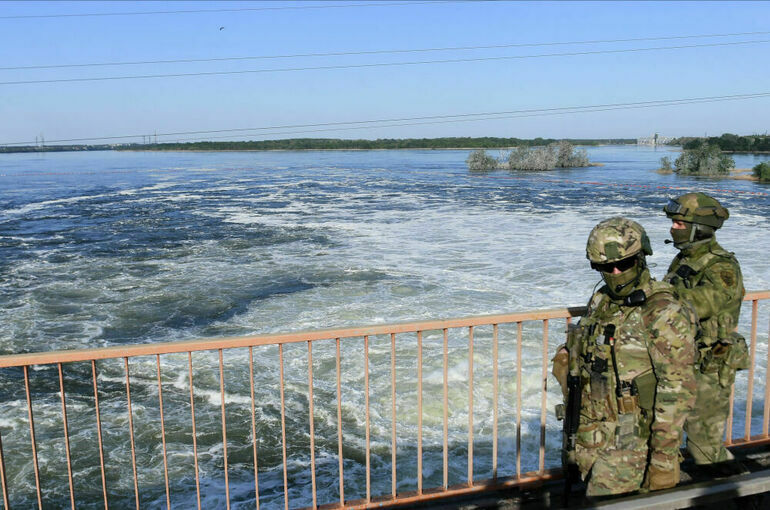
[1, 0, 769, 145]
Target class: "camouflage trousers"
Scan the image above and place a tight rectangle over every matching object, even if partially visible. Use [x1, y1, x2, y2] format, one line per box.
[576, 435, 648, 496]
[684, 369, 734, 464]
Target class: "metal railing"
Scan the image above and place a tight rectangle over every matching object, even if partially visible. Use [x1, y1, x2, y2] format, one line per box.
[0, 291, 768, 509]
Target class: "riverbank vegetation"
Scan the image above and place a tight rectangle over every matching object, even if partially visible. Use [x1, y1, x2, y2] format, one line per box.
[116, 137, 632, 151]
[466, 141, 591, 171]
[658, 156, 674, 173]
[672, 133, 770, 153]
[1, 137, 634, 154]
[674, 143, 734, 176]
[754, 162, 770, 182]
[0, 144, 113, 153]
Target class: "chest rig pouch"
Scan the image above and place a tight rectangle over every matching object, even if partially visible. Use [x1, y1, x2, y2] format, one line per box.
[574, 294, 657, 450]
[671, 250, 747, 382]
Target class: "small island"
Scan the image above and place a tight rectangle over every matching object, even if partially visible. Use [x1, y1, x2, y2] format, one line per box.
[658, 133, 770, 182]
[466, 140, 595, 171]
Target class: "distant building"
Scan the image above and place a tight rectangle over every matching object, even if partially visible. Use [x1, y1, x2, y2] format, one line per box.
[637, 133, 675, 146]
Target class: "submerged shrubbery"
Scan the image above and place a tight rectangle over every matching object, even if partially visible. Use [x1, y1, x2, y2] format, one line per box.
[674, 143, 734, 176]
[658, 156, 673, 173]
[754, 161, 770, 182]
[466, 141, 590, 172]
[466, 149, 500, 172]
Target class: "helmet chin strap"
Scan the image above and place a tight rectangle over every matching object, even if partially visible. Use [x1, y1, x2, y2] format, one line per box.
[675, 224, 712, 250]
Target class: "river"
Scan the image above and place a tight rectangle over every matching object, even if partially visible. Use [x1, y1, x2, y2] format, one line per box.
[1, 145, 769, 508]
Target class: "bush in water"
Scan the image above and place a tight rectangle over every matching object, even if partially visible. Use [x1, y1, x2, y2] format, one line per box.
[507, 141, 590, 170]
[659, 156, 673, 172]
[674, 143, 734, 176]
[466, 149, 499, 172]
[754, 161, 770, 182]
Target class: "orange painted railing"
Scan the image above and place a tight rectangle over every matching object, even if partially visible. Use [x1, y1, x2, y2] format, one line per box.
[0, 291, 768, 509]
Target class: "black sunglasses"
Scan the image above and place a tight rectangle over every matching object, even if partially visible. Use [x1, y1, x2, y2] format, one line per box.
[591, 257, 637, 273]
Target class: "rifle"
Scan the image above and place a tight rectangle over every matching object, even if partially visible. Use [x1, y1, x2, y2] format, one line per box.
[555, 323, 583, 506]
[561, 373, 582, 507]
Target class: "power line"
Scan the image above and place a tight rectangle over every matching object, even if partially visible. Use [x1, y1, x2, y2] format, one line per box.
[3, 92, 769, 146]
[3, 30, 768, 71]
[2, 39, 768, 86]
[155, 94, 770, 142]
[0, 1, 463, 20]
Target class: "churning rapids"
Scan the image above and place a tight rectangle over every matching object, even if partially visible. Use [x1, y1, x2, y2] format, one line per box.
[1, 146, 769, 508]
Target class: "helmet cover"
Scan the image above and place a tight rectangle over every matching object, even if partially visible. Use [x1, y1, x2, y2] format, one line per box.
[663, 192, 729, 229]
[586, 217, 652, 264]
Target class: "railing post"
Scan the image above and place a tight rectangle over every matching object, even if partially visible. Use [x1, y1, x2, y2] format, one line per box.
[516, 322, 523, 479]
[158, 355, 171, 510]
[248, 347, 260, 510]
[308, 341, 317, 509]
[492, 324, 499, 480]
[91, 360, 109, 510]
[764, 314, 770, 438]
[442, 328, 449, 491]
[57, 363, 75, 510]
[417, 331, 423, 495]
[335, 338, 344, 505]
[24, 366, 42, 509]
[124, 358, 140, 510]
[0, 426, 8, 509]
[365, 335, 372, 502]
[189, 353, 202, 510]
[745, 299, 759, 440]
[539, 320, 549, 474]
[468, 326, 474, 486]
[391, 333, 397, 499]
[279, 344, 289, 510]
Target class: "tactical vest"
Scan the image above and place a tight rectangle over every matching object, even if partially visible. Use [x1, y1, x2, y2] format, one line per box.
[666, 244, 743, 347]
[567, 282, 670, 452]
[666, 243, 748, 382]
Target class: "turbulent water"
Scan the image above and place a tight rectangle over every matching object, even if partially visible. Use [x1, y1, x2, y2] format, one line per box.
[1, 146, 769, 508]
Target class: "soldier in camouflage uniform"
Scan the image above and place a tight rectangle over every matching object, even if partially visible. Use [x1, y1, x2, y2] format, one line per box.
[553, 217, 697, 496]
[663, 192, 749, 472]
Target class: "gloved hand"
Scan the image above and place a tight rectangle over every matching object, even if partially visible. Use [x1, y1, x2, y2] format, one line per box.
[551, 347, 569, 399]
[643, 451, 680, 491]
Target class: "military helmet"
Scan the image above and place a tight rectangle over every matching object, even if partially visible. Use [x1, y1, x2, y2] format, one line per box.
[663, 192, 729, 229]
[586, 216, 653, 264]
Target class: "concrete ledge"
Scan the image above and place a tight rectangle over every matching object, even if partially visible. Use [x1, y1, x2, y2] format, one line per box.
[588, 468, 770, 509]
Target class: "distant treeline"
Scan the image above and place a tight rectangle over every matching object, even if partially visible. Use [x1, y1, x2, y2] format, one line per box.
[0, 137, 636, 154]
[672, 133, 770, 152]
[0, 145, 113, 154]
[114, 137, 636, 151]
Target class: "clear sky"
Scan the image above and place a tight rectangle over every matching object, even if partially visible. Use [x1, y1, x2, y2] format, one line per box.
[1, 0, 769, 145]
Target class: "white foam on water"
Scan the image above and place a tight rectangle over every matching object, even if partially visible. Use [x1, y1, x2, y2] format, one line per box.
[1, 148, 769, 507]
[1, 191, 119, 217]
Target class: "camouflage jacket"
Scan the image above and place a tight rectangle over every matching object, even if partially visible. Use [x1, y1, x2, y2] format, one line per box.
[571, 271, 697, 457]
[664, 237, 744, 346]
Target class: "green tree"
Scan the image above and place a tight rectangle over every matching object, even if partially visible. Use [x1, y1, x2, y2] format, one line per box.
[659, 156, 673, 172]
[674, 144, 734, 176]
[753, 162, 770, 182]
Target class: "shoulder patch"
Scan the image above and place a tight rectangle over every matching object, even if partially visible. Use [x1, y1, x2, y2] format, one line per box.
[721, 270, 735, 287]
